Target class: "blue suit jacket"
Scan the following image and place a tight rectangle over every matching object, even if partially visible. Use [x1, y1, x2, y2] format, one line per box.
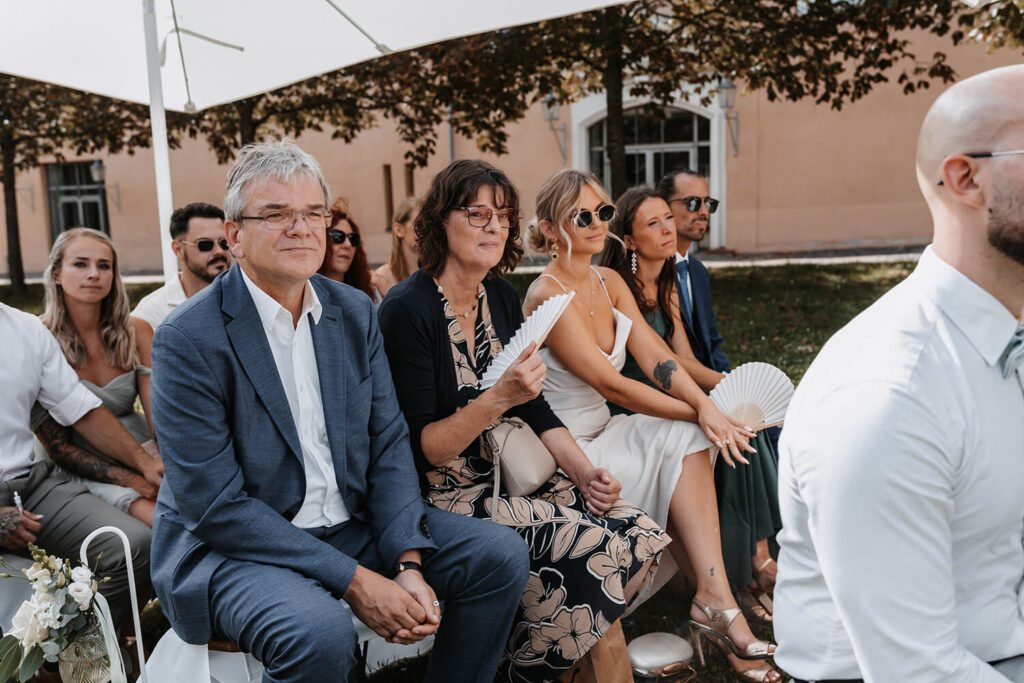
[678, 255, 731, 373]
[149, 265, 435, 644]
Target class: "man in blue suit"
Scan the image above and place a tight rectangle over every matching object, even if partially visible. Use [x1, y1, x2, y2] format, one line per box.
[655, 169, 730, 374]
[149, 140, 528, 683]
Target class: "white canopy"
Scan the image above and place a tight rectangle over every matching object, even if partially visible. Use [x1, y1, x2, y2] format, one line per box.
[1, 0, 620, 279]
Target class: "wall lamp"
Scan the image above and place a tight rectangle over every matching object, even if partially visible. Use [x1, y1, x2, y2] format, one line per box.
[717, 77, 739, 157]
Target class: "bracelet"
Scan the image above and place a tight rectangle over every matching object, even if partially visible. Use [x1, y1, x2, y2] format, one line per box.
[391, 560, 423, 578]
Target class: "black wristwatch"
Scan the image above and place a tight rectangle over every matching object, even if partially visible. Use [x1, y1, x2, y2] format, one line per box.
[391, 560, 423, 578]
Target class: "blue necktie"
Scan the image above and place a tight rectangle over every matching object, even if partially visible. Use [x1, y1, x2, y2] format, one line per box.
[676, 259, 693, 325]
[999, 325, 1024, 379]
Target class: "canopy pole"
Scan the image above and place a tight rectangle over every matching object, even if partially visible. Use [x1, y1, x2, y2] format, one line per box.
[142, 0, 177, 283]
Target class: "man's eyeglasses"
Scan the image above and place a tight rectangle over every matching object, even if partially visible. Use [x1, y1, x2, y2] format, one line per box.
[328, 230, 361, 247]
[239, 209, 333, 230]
[936, 149, 1024, 186]
[456, 206, 518, 229]
[178, 237, 229, 252]
[572, 204, 616, 229]
[669, 196, 720, 214]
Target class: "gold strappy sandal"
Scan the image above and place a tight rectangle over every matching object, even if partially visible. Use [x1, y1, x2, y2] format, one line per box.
[687, 599, 775, 662]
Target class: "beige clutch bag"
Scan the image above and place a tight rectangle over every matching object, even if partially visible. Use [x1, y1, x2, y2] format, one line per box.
[481, 417, 556, 520]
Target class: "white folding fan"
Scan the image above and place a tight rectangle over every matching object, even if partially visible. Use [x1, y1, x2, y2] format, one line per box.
[709, 362, 794, 431]
[479, 292, 575, 389]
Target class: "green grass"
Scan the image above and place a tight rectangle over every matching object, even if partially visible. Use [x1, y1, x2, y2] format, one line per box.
[3, 261, 917, 681]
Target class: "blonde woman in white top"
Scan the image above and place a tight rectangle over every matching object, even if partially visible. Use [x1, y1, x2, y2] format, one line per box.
[524, 169, 778, 683]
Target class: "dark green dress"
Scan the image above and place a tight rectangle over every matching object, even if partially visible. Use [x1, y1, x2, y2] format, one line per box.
[608, 309, 781, 591]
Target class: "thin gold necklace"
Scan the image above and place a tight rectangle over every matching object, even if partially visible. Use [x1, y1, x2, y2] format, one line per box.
[554, 265, 597, 317]
[435, 279, 479, 319]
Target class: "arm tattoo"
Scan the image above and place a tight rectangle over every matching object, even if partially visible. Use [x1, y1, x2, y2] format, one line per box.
[34, 416, 137, 487]
[652, 359, 678, 391]
[0, 508, 19, 545]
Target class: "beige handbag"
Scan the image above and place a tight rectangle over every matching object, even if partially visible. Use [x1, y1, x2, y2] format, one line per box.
[482, 417, 557, 520]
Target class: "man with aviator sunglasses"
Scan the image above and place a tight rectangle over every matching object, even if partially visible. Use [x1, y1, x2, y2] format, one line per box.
[132, 202, 232, 336]
[655, 169, 727, 372]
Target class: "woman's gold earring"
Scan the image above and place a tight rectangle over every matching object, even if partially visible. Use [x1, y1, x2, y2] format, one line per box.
[550, 242, 559, 260]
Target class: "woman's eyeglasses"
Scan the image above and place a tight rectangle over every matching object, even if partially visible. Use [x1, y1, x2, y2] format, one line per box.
[455, 206, 518, 229]
[572, 204, 616, 229]
[669, 196, 719, 214]
[178, 237, 229, 252]
[329, 230, 361, 247]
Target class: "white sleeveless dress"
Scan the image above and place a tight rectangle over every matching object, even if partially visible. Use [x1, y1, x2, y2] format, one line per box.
[537, 270, 715, 605]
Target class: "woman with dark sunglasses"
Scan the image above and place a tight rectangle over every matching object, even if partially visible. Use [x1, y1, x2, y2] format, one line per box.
[525, 169, 779, 683]
[600, 186, 782, 635]
[317, 198, 379, 301]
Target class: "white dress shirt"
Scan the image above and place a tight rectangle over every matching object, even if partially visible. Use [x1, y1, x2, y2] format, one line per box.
[775, 246, 1024, 682]
[131, 274, 187, 330]
[0, 303, 102, 481]
[239, 269, 350, 528]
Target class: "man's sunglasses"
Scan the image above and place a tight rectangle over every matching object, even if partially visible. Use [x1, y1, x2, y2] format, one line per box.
[669, 196, 719, 214]
[572, 204, 616, 229]
[329, 230, 361, 247]
[178, 237, 229, 252]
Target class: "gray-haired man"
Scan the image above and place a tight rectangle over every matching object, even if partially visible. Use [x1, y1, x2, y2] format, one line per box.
[148, 139, 528, 682]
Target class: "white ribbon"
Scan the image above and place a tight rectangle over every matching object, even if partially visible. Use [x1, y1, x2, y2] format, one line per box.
[79, 525, 147, 683]
[91, 594, 127, 683]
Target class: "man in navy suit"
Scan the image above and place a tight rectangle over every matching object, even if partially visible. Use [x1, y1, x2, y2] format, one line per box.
[149, 140, 528, 683]
[655, 169, 730, 373]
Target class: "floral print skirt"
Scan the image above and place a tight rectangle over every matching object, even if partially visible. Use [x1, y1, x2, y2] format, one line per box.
[428, 459, 670, 682]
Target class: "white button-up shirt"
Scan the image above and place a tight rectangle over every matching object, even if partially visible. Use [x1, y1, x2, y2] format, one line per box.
[0, 303, 102, 481]
[239, 269, 350, 528]
[131, 273, 187, 331]
[775, 246, 1024, 682]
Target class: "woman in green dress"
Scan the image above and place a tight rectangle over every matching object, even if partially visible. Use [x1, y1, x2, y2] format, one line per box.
[599, 186, 781, 625]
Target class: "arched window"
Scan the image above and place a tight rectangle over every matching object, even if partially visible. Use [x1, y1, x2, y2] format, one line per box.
[588, 107, 711, 188]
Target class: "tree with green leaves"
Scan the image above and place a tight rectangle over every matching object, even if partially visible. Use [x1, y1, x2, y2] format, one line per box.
[519, 0, 981, 198]
[176, 29, 563, 167]
[176, 1, 1000, 203]
[0, 75, 154, 294]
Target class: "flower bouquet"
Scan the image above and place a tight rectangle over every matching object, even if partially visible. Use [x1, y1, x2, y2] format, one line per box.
[0, 544, 111, 683]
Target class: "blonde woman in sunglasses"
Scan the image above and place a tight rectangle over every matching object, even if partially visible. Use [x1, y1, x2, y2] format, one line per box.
[525, 169, 779, 683]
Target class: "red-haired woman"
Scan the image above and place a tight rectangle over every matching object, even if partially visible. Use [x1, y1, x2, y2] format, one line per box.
[318, 198, 379, 300]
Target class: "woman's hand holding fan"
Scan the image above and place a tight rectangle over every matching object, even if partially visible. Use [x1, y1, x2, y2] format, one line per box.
[479, 292, 575, 389]
[488, 343, 545, 409]
[709, 362, 794, 433]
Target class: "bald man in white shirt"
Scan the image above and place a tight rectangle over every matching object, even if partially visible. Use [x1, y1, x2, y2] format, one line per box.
[774, 65, 1024, 682]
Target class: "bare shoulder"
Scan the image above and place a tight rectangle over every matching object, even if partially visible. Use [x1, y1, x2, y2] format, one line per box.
[130, 316, 154, 342]
[523, 271, 564, 315]
[593, 266, 629, 295]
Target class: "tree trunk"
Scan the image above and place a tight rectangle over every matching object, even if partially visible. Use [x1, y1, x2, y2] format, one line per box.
[601, 20, 627, 201]
[1, 135, 26, 296]
[238, 98, 257, 147]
